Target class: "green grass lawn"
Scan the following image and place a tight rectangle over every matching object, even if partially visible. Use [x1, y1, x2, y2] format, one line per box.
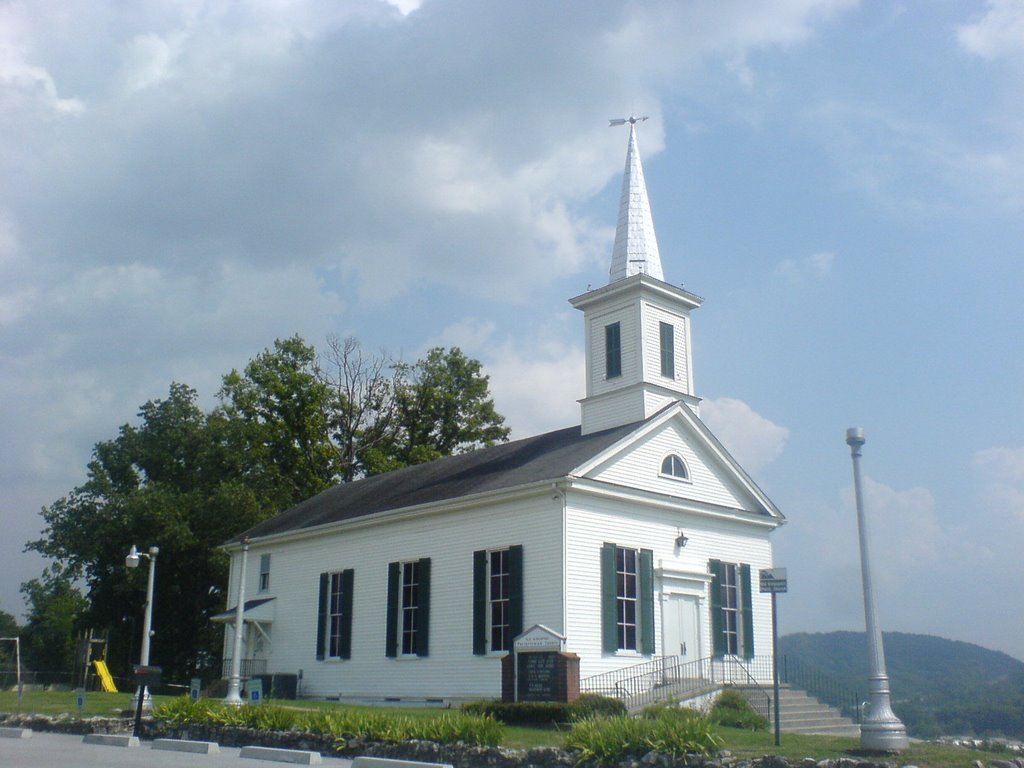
[0, 689, 176, 718]
[0, 690, 1013, 767]
[718, 726, 1012, 768]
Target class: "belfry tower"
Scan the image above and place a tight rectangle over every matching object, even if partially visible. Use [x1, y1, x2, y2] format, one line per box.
[571, 119, 703, 435]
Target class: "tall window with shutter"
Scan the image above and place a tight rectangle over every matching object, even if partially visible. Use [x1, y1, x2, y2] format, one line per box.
[709, 560, 754, 659]
[600, 543, 654, 655]
[386, 558, 431, 658]
[315, 569, 353, 660]
[473, 546, 523, 654]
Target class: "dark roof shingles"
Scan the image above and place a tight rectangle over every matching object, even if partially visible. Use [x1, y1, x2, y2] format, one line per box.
[238, 421, 639, 541]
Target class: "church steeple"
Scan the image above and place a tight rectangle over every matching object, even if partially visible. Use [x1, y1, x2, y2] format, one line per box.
[570, 119, 703, 435]
[608, 118, 664, 283]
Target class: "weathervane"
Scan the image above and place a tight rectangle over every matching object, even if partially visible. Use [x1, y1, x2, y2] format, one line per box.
[608, 115, 648, 127]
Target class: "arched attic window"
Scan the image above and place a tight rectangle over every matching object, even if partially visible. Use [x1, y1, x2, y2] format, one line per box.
[660, 454, 689, 481]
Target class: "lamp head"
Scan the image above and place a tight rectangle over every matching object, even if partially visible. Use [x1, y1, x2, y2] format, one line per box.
[125, 544, 140, 569]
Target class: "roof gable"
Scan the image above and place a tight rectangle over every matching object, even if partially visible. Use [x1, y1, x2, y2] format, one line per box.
[573, 402, 784, 519]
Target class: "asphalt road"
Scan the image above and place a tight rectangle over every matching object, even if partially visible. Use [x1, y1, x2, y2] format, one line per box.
[0, 730, 356, 767]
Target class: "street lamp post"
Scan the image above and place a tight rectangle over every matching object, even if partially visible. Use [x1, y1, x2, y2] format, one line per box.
[125, 544, 159, 713]
[224, 538, 250, 706]
[846, 428, 908, 752]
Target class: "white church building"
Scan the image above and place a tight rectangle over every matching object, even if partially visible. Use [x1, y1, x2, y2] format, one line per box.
[218, 121, 785, 705]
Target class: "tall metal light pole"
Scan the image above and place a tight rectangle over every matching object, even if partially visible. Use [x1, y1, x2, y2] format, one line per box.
[846, 428, 908, 751]
[125, 544, 159, 713]
[224, 538, 250, 706]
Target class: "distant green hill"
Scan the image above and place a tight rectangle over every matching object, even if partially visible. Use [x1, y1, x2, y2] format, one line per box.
[779, 631, 1024, 739]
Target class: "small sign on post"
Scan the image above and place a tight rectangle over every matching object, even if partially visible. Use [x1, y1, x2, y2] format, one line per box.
[760, 568, 787, 747]
[75, 688, 86, 716]
[190, 678, 202, 702]
[247, 678, 263, 704]
[759, 567, 788, 594]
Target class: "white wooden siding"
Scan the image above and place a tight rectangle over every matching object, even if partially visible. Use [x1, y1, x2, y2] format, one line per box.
[640, 302, 689, 394]
[586, 419, 753, 510]
[581, 388, 648, 435]
[587, 302, 639, 397]
[224, 492, 564, 701]
[563, 494, 774, 680]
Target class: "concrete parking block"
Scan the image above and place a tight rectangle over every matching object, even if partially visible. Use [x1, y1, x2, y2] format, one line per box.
[82, 733, 140, 748]
[352, 758, 453, 768]
[152, 737, 221, 754]
[0, 727, 32, 738]
[239, 745, 322, 764]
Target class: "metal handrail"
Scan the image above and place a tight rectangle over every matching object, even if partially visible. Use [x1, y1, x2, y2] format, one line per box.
[713, 656, 772, 719]
[780, 655, 862, 722]
[580, 655, 715, 711]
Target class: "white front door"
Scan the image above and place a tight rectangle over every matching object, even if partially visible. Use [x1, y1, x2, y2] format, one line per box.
[662, 594, 701, 662]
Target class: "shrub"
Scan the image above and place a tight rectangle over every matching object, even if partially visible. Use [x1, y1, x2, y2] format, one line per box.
[463, 695, 626, 726]
[154, 696, 502, 747]
[709, 689, 768, 731]
[153, 696, 218, 726]
[572, 693, 627, 719]
[564, 711, 721, 765]
[640, 702, 706, 722]
[463, 700, 575, 726]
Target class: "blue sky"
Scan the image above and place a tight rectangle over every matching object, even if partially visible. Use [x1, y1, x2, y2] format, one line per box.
[2, 1, 1022, 661]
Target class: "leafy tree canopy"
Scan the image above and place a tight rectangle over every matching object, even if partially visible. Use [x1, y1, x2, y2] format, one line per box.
[19, 566, 87, 674]
[27, 335, 508, 682]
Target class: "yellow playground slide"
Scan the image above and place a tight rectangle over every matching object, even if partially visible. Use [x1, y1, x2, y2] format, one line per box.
[93, 659, 118, 693]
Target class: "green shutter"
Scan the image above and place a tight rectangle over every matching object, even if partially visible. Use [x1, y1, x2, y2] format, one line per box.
[472, 550, 487, 655]
[740, 564, 754, 660]
[416, 558, 431, 657]
[605, 323, 621, 378]
[385, 561, 399, 658]
[660, 322, 675, 379]
[509, 545, 524, 641]
[338, 569, 354, 660]
[600, 543, 618, 653]
[639, 549, 655, 656]
[316, 572, 328, 660]
[709, 560, 725, 658]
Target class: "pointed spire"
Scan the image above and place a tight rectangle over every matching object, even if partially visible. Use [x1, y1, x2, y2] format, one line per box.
[608, 118, 664, 283]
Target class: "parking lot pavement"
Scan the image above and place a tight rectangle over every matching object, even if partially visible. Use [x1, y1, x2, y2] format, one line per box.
[0, 730, 355, 768]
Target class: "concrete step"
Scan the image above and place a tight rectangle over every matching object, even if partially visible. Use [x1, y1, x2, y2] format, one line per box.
[738, 686, 860, 737]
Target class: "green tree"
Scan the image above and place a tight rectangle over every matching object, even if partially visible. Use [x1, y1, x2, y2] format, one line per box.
[218, 336, 338, 503]
[27, 335, 509, 683]
[388, 347, 510, 467]
[19, 566, 87, 676]
[0, 610, 20, 670]
[28, 383, 269, 682]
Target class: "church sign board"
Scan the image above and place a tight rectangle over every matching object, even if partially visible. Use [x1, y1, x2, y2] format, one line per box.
[503, 624, 579, 704]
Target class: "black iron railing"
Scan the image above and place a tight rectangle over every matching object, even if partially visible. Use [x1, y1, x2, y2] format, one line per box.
[779, 655, 862, 722]
[580, 655, 715, 711]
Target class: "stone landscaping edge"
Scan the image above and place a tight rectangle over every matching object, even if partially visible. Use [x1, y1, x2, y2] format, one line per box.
[2, 713, 1022, 768]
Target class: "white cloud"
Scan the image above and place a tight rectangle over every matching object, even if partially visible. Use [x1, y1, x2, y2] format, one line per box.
[775, 250, 835, 280]
[0, 0, 873, 621]
[0, 4, 84, 115]
[122, 31, 184, 92]
[972, 446, 1024, 523]
[484, 338, 584, 440]
[804, 99, 1024, 214]
[958, 0, 1024, 60]
[699, 397, 789, 475]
